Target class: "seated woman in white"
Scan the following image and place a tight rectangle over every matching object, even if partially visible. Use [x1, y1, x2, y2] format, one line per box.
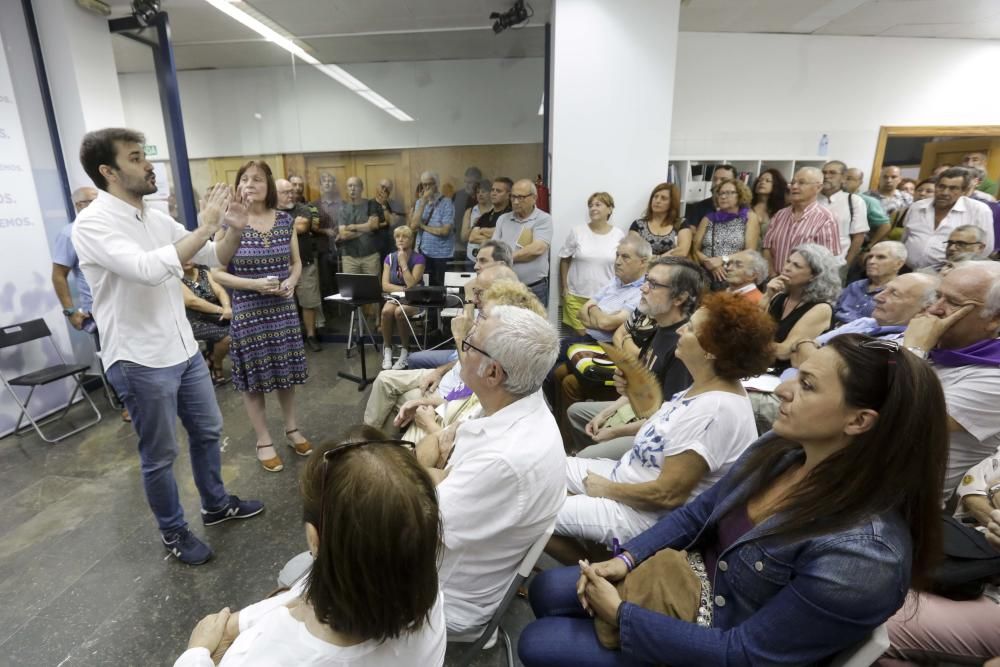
[173, 426, 446, 667]
[546, 292, 776, 564]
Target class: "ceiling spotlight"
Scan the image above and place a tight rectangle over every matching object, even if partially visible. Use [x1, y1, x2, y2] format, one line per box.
[490, 0, 531, 34]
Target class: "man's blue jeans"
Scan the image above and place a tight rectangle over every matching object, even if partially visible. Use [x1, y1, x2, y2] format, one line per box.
[106, 354, 229, 535]
[406, 349, 458, 369]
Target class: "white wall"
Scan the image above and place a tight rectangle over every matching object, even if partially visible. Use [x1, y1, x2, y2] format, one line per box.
[119, 57, 544, 159]
[671, 31, 1000, 176]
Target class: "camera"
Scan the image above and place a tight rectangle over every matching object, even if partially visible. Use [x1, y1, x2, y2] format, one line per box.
[490, 0, 530, 34]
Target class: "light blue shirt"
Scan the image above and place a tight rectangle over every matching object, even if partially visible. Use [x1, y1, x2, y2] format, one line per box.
[52, 223, 93, 311]
[417, 194, 456, 259]
[585, 275, 645, 341]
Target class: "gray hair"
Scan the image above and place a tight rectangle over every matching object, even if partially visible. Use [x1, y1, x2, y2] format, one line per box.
[871, 240, 907, 262]
[514, 179, 538, 197]
[420, 171, 440, 188]
[481, 305, 558, 396]
[953, 224, 987, 244]
[464, 166, 483, 180]
[648, 255, 705, 316]
[790, 243, 842, 305]
[965, 166, 987, 182]
[796, 166, 823, 184]
[478, 240, 514, 268]
[619, 235, 653, 259]
[956, 261, 1000, 320]
[914, 273, 942, 309]
[737, 250, 769, 284]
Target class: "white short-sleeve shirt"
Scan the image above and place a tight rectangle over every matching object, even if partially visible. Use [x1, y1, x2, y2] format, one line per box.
[935, 363, 1000, 497]
[558, 224, 626, 298]
[903, 197, 995, 269]
[612, 390, 758, 498]
[436, 391, 566, 633]
[818, 191, 869, 262]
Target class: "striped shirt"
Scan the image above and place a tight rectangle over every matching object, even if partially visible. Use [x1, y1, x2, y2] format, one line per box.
[763, 202, 841, 271]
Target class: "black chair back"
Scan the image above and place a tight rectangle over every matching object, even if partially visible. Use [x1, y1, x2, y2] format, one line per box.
[0, 319, 51, 349]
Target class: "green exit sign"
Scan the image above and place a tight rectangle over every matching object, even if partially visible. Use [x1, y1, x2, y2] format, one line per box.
[144, 145, 158, 156]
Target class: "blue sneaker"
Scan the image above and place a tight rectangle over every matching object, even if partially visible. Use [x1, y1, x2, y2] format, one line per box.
[162, 528, 213, 565]
[201, 495, 265, 526]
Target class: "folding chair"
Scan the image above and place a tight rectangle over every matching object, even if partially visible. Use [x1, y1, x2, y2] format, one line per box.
[0, 318, 102, 442]
[829, 622, 890, 667]
[449, 521, 556, 667]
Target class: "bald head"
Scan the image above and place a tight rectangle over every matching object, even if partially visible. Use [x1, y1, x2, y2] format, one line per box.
[510, 179, 538, 218]
[275, 179, 296, 209]
[346, 176, 363, 201]
[871, 272, 940, 326]
[72, 186, 98, 213]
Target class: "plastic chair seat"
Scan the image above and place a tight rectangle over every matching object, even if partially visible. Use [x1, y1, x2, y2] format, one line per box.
[9, 363, 92, 386]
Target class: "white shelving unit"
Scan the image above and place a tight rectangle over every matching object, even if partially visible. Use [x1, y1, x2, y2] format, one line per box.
[667, 156, 827, 214]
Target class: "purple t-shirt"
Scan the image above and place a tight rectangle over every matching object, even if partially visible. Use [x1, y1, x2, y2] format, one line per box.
[384, 251, 426, 285]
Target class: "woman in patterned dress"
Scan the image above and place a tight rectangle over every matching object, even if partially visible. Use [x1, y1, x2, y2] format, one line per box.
[628, 183, 691, 258]
[211, 162, 312, 472]
[693, 178, 761, 289]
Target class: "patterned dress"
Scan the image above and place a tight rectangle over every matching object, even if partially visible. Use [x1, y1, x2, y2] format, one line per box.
[181, 267, 230, 345]
[228, 211, 307, 393]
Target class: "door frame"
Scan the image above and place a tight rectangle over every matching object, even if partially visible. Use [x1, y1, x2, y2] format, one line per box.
[870, 125, 1000, 189]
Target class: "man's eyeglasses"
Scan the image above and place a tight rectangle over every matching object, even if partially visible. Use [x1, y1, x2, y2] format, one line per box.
[510, 193, 534, 201]
[318, 439, 414, 533]
[460, 337, 506, 375]
[860, 339, 900, 353]
[642, 274, 671, 291]
[945, 240, 983, 248]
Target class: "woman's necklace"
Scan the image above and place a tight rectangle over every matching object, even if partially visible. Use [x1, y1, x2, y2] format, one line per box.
[249, 214, 275, 248]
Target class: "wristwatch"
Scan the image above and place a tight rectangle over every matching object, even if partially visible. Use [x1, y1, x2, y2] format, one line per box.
[987, 481, 1000, 507]
[62, 307, 77, 317]
[905, 346, 928, 360]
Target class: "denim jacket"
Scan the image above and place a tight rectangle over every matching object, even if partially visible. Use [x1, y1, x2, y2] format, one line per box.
[619, 434, 912, 666]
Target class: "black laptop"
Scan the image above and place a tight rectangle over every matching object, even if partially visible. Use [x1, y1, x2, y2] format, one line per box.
[336, 273, 383, 302]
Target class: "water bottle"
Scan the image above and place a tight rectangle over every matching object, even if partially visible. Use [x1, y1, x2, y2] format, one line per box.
[818, 134, 829, 157]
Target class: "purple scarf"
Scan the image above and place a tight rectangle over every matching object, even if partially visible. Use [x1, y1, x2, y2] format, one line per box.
[706, 206, 749, 225]
[929, 338, 1000, 368]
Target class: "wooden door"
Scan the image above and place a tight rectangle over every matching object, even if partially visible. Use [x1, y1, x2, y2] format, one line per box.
[919, 137, 1000, 180]
[354, 150, 408, 202]
[208, 155, 285, 189]
[304, 153, 352, 203]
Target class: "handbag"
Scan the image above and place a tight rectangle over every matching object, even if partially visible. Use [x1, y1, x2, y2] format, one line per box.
[928, 514, 1000, 600]
[567, 343, 618, 386]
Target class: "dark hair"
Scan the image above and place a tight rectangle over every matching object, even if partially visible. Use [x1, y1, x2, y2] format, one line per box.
[479, 239, 514, 268]
[493, 176, 514, 192]
[936, 167, 972, 190]
[751, 168, 789, 216]
[235, 160, 278, 209]
[732, 335, 947, 588]
[714, 164, 738, 179]
[79, 128, 146, 191]
[899, 178, 917, 189]
[698, 292, 776, 380]
[649, 255, 705, 316]
[642, 182, 681, 225]
[301, 425, 442, 641]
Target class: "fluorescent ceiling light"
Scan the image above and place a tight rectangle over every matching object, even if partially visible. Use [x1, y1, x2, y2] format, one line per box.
[201, 0, 413, 121]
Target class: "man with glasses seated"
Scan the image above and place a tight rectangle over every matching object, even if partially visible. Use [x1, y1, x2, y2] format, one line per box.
[492, 179, 554, 306]
[942, 224, 990, 265]
[902, 168, 994, 270]
[415, 303, 563, 638]
[723, 249, 769, 303]
[362, 265, 517, 433]
[899, 261, 1000, 498]
[563, 257, 703, 460]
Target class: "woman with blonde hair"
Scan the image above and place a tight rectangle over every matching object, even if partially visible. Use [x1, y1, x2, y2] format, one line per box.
[380, 225, 426, 369]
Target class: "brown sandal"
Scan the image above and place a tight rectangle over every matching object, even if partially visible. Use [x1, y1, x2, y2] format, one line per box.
[285, 429, 313, 456]
[256, 443, 283, 472]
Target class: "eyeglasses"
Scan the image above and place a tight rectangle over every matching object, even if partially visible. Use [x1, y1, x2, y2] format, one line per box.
[317, 439, 414, 534]
[860, 339, 900, 353]
[460, 337, 507, 375]
[945, 240, 983, 248]
[642, 274, 671, 291]
[510, 193, 534, 201]
[715, 190, 738, 197]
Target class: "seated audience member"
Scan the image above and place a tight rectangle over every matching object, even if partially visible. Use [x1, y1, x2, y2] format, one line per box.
[692, 178, 761, 288]
[362, 265, 516, 431]
[630, 182, 690, 258]
[943, 224, 989, 265]
[760, 243, 840, 375]
[898, 177, 917, 197]
[882, 448, 1000, 666]
[416, 306, 564, 636]
[724, 249, 768, 303]
[682, 165, 737, 232]
[763, 167, 841, 277]
[174, 428, 446, 666]
[750, 168, 789, 242]
[788, 273, 940, 376]
[833, 240, 907, 324]
[400, 280, 545, 444]
[548, 293, 774, 565]
[473, 238, 514, 273]
[559, 192, 627, 334]
[518, 335, 949, 667]
[565, 258, 704, 460]
[180, 262, 232, 386]
[900, 261, 1000, 497]
[550, 237, 650, 438]
[902, 167, 994, 270]
[380, 226, 426, 370]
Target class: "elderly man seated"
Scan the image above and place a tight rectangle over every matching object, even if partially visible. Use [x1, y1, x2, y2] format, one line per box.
[942, 224, 990, 266]
[362, 264, 517, 432]
[788, 272, 939, 376]
[833, 240, 907, 324]
[473, 239, 514, 273]
[416, 304, 564, 637]
[723, 249, 768, 303]
[901, 261, 1000, 498]
[548, 237, 650, 427]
